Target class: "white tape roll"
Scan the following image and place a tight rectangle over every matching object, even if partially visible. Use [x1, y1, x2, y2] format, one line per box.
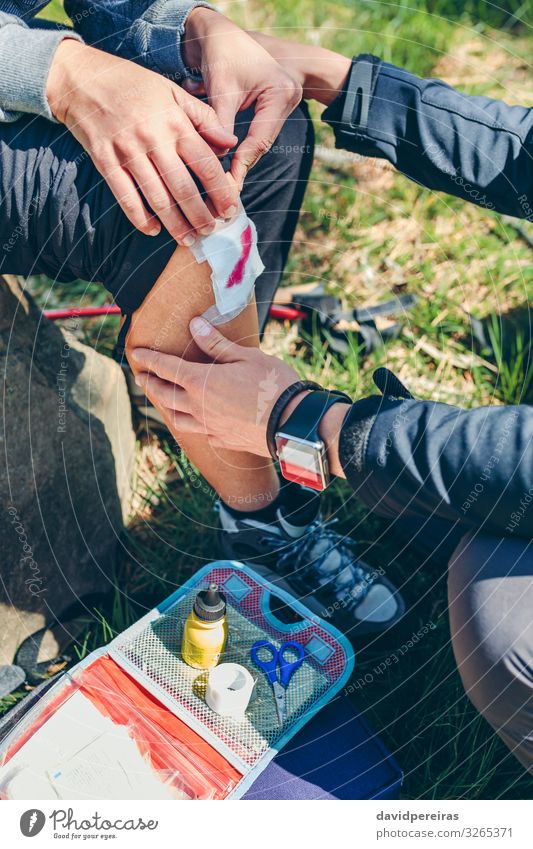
[206, 663, 255, 719]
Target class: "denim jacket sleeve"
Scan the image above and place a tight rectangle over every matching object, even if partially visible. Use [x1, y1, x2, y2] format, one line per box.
[64, 0, 213, 79]
[322, 57, 533, 219]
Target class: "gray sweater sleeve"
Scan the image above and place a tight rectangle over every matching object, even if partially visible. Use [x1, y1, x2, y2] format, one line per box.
[0, 12, 82, 122]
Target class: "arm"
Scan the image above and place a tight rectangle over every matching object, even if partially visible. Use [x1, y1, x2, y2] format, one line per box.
[252, 34, 533, 219]
[64, 3, 302, 188]
[45, 7, 299, 231]
[338, 396, 533, 539]
[130, 319, 533, 540]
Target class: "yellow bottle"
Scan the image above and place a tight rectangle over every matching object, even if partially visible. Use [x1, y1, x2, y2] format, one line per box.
[181, 584, 228, 670]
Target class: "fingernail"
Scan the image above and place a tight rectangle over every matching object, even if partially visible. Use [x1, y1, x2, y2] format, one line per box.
[181, 234, 196, 247]
[149, 225, 160, 237]
[199, 223, 216, 236]
[190, 316, 211, 337]
[134, 374, 146, 388]
[130, 349, 141, 362]
[223, 204, 238, 220]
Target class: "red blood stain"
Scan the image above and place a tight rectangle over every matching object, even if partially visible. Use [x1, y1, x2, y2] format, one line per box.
[226, 223, 252, 288]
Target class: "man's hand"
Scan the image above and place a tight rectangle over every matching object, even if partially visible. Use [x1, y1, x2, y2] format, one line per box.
[182, 9, 302, 188]
[130, 316, 300, 456]
[46, 40, 239, 245]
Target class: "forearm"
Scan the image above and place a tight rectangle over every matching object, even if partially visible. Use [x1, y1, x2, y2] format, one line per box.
[322, 57, 533, 218]
[248, 32, 350, 106]
[64, 0, 212, 79]
[254, 33, 533, 219]
[0, 12, 82, 122]
[338, 397, 533, 539]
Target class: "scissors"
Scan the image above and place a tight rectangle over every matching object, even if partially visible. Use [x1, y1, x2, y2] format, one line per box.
[251, 640, 306, 725]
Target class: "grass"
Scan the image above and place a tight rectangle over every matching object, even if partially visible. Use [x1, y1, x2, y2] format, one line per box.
[3, 0, 532, 799]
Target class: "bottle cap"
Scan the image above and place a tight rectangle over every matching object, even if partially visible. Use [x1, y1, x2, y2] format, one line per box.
[194, 583, 226, 622]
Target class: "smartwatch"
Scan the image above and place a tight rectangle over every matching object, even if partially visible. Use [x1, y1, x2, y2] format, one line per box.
[274, 389, 352, 491]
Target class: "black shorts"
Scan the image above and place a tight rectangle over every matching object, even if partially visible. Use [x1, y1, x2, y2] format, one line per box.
[0, 103, 314, 327]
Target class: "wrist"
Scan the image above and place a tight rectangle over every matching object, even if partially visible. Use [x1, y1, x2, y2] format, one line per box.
[303, 50, 352, 105]
[318, 403, 350, 478]
[248, 33, 350, 106]
[46, 38, 86, 123]
[276, 389, 350, 480]
[278, 390, 310, 428]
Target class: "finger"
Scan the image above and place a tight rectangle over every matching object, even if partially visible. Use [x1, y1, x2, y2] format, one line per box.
[98, 158, 161, 236]
[128, 157, 196, 246]
[175, 87, 237, 150]
[130, 347, 198, 387]
[189, 317, 243, 362]
[231, 88, 300, 188]
[135, 372, 191, 413]
[177, 128, 238, 220]
[166, 409, 210, 436]
[205, 82, 240, 137]
[149, 147, 216, 235]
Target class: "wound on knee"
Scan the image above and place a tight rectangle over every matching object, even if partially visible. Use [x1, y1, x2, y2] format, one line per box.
[189, 202, 264, 326]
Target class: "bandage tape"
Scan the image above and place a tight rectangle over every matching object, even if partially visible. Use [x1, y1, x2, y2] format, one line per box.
[206, 663, 255, 719]
[189, 202, 264, 326]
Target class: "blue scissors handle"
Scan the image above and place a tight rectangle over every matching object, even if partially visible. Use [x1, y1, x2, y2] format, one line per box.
[277, 641, 305, 686]
[250, 640, 279, 685]
[251, 640, 305, 687]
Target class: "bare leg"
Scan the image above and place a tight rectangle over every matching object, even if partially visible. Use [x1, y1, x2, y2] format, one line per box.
[125, 244, 280, 510]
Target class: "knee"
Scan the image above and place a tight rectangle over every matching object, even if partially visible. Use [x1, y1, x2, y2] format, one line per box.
[448, 532, 533, 741]
[257, 102, 314, 183]
[272, 101, 314, 160]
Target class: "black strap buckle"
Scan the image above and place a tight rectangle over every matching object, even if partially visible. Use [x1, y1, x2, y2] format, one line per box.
[340, 54, 381, 135]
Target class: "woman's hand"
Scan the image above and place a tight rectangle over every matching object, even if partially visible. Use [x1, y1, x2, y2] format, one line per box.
[182, 9, 303, 188]
[46, 40, 239, 245]
[130, 316, 301, 456]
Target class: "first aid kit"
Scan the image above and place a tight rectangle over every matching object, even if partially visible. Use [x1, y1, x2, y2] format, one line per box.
[0, 562, 354, 800]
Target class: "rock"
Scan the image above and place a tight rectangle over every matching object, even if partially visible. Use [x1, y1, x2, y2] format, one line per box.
[0, 276, 135, 666]
[0, 665, 25, 698]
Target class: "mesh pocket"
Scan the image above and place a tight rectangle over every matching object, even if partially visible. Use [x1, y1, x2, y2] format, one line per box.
[111, 565, 350, 772]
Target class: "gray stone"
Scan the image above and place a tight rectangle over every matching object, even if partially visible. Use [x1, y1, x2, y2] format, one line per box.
[0, 276, 135, 665]
[0, 664, 25, 698]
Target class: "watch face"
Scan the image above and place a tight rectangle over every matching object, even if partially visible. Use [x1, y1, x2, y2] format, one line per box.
[275, 434, 329, 491]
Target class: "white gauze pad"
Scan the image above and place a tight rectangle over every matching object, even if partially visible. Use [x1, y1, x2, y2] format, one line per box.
[189, 202, 264, 325]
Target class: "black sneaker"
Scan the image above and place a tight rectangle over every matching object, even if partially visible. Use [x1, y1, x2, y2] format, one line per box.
[217, 500, 405, 639]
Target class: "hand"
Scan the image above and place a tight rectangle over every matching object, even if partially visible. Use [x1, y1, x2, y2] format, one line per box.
[248, 32, 351, 106]
[130, 316, 300, 456]
[182, 9, 302, 188]
[46, 40, 239, 245]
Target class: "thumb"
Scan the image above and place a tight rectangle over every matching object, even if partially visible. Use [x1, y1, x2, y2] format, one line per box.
[190, 317, 242, 362]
